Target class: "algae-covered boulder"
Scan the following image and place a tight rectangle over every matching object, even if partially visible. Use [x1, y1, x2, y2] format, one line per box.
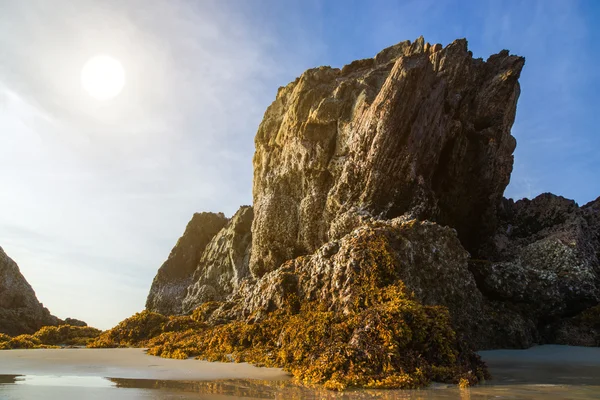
[88, 310, 205, 349]
[216, 218, 488, 346]
[147, 282, 488, 390]
[134, 37, 600, 387]
[107, 217, 490, 389]
[0, 324, 101, 349]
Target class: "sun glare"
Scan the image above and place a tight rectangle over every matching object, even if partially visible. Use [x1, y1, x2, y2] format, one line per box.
[81, 55, 125, 101]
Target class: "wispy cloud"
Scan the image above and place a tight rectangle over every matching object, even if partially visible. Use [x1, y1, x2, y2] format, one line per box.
[0, 0, 598, 328]
[0, 0, 321, 328]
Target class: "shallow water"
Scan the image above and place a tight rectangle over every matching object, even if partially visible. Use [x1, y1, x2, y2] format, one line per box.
[1, 345, 600, 399]
[1, 374, 600, 399]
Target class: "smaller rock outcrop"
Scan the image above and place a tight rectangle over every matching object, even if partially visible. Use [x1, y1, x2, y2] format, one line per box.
[146, 212, 227, 315]
[470, 193, 600, 346]
[181, 206, 253, 313]
[0, 247, 59, 335]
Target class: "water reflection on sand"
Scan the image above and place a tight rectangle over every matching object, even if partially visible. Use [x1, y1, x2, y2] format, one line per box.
[1, 346, 600, 399]
[1, 375, 600, 400]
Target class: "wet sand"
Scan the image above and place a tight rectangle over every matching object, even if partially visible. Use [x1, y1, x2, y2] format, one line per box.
[1, 345, 600, 399]
[0, 348, 291, 381]
[480, 344, 600, 386]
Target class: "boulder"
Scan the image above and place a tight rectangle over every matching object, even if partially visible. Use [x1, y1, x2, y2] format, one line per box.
[141, 37, 600, 351]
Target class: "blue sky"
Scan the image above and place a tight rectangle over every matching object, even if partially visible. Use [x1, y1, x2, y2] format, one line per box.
[0, 0, 598, 329]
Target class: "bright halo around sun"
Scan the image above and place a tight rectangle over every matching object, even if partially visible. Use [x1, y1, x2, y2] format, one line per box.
[81, 55, 125, 101]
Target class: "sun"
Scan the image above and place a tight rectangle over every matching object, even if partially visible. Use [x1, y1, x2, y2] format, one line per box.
[81, 55, 125, 101]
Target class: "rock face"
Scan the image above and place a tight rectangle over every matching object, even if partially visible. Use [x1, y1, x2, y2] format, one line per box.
[146, 212, 228, 315]
[0, 247, 59, 335]
[250, 37, 524, 277]
[181, 206, 253, 313]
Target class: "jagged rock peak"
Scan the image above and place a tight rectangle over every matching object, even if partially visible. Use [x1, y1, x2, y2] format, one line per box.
[181, 206, 253, 314]
[251, 36, 525, 276]
[146, 212, 228, 315]
[0, 246, 59, 335]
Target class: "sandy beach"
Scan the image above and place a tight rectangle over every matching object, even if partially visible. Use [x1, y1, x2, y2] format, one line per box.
[1, 345, 599, 384]
[0, 348, 291, 381]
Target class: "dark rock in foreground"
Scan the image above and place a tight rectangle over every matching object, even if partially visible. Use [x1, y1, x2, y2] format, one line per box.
[0, 247, 59, 335]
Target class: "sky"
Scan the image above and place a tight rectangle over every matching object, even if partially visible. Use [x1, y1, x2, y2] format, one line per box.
[0, 0, 599, 329]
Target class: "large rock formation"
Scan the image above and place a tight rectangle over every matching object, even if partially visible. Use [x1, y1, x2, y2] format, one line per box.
[143, 37, 600, 351]
[250, 37, 524, 277]
[146, 212, 227, 315]
[0, 247, 59, 335]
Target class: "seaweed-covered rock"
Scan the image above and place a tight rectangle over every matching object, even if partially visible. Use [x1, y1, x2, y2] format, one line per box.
[87, 310, 204, 349]
[181, 206, 253, 313]
[138, 36, 599, 355]
[211, 218, 490, 347]
[146, 212, 228, 315]
[147, 282, 488, 390]
[0, 247, 59, 335]
[0, 324, 102, 349]
[251, 37, 524, 276]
